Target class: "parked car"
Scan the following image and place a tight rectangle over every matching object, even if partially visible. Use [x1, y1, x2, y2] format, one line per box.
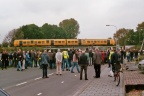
[138, 59, 144, 70]
[0, 88, 10, 96]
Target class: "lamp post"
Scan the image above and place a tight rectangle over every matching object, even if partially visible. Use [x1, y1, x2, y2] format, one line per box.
[106, 25, 118, 50]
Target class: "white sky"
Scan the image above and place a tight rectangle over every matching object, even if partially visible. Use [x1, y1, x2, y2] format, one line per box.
[0, 0, 144, 43]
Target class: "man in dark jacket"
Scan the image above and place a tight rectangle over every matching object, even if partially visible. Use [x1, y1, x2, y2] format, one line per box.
[93, 48, 102, 78]
[17, 49, 23, 71]
[1, 50, 8, 70]
[79, 50, 88, 80]
[111, 49, 119, 73]
[41, 50, 49, 78]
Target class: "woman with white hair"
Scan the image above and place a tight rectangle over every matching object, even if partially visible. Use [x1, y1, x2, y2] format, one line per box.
[55, 49, 63, 75]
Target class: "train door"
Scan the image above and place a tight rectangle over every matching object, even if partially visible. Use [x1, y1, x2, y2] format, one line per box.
[78, 39, 81, 46]
[19, 41, 23, 46]
[107, 40, 110, 46]
[51, 40, 54, 46]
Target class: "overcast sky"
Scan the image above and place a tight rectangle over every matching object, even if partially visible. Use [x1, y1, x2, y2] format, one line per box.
[0, 0, 144, 43]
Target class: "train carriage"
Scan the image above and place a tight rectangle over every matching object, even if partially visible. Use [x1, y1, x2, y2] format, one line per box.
[53, 39, 66, 46]
[14, 39, 51, 47]
[93, 39, 108, 46]
[13, 39, 115, 47]
[66, 39, 79, 46]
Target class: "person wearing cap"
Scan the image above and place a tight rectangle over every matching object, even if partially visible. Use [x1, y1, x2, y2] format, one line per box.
[93, 48, 102, 78]
[79, 50, 88, 80]
[55, 49, 63, 75]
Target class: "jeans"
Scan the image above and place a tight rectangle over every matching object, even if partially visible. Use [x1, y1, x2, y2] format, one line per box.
[17, 61, 22, 71]
[80, 65, 88, 79]
[42, 64, 48, 77]
[62, 58, 70, 70]
[71, 62, 80, 72]
[94, 64, 101, 77]
[9, 59, 13, 66]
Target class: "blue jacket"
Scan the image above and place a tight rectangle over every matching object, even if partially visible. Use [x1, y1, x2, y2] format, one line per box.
[41, 53, 49, 65]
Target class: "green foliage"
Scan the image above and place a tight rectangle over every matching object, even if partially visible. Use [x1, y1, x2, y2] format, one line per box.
[114, 21, 144, 48]
[59, 18, 80, 39]
[40, 23, 65, 39]
[3, 18, 80, 46]
[21, 24, 43, 39]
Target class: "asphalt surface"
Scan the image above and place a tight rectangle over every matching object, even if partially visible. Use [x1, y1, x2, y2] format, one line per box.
[0, 64, 125, 96]
[0, 65, 104, 96]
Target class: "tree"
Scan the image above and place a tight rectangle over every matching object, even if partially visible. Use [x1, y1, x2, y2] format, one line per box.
[3, 29, 24, 47]
[113, 28, 129, 46]
[21, 24, 43, 39]
[59, 18, 80, 39]
[41, 23, 65, 39]
[136, 22, 144, 45]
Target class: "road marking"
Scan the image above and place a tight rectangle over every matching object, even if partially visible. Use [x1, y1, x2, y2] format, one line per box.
[61, 81, 64, 83]
[16, 82, 27, 86]
[34, 77, 42, 80]
[37, 93, 42, 95]
[48, 73, 53, 75]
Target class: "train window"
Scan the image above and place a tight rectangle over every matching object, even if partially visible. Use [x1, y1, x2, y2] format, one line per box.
[75, 41, 77, 43]
[38, 41, 41, 44]
[62, 41, 64, 43]
[42, 41, 45, 44]
[101, 41, 103, 43]
[58, 41, 61, 43]
[72, 41, 74, 43]
[87, 41, 90, 43]
[46, 40, 49, 43]
[68, 41, 70, 43]
[23, 41, 26, 44]
[104, 41, 106, 43]
[94, 41, 96, 43]
[31, 41, 33, 44]
[55, 41, 57, 43]
[27, 41, 30, 44]
[98, 41, 100, 43]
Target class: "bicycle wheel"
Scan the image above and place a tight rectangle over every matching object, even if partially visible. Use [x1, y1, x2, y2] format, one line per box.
[115, 72, 120, 86]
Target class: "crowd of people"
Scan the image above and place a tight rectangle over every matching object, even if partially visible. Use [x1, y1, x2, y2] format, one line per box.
[0, 47, 141, 80]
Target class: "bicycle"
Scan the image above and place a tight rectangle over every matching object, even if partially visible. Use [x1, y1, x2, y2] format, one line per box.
[114, 63, 123, 86]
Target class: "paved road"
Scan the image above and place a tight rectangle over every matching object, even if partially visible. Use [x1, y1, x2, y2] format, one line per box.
[0, 64, 124, 96]
[0, 65, 98, 96]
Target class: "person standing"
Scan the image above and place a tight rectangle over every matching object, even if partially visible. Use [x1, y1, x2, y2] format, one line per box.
[22, 51, 26, 70]
[41, 50, 49, 78]
[68, 48, 73, 67]
[71, 50, 80, 73]
[93, 48, 102, 78]
[25, 51, 30, 69]
[79, 50, 88, 80]
[62, 49, 70, 71]
[48, 50, 54, 69]
[89, 49, 93, 66]
[55, 49, 63, 75]
[13, 51, 18, 67]
[17, 49, 23, 71]
[1, 50, 8, 70]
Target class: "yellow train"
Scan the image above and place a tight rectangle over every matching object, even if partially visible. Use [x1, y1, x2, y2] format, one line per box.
[13, 39, 116, 47]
